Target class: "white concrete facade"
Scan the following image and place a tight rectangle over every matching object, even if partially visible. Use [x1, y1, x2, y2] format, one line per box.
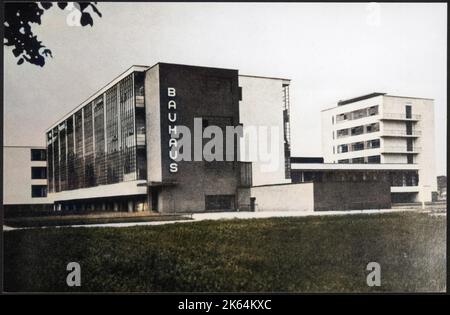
[3, 146, 50, 205]
[50, 180, 147, 202]
[321, 93, 437, 202]
[250, 183, 314, 212]
[238, 75, 292, 186]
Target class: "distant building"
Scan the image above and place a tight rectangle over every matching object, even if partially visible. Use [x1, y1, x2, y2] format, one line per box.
[437, 175, 446, 200]
[3, 146, 52, 214]
[321, 93, 437, 203]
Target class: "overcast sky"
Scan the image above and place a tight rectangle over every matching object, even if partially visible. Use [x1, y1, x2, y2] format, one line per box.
[3, 2, 447, 175]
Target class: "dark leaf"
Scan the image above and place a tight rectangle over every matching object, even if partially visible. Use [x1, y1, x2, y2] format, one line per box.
[12, 48, 21, 57]
[57, 2, 68, 10]
[74, 2, 89, 13]
[80, 12, 93, 26]
[42, 48, 53, 58]
[77, 3, 90, 12]
[40, 2, 53, 10]
[4, 2, 101, 67]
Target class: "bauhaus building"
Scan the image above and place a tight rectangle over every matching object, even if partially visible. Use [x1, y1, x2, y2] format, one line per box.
[45, 63, 292, 213]
[4, 63, 437, 214]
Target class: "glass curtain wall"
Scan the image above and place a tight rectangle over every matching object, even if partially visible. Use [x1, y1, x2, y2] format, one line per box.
[47, 71, 147, 193]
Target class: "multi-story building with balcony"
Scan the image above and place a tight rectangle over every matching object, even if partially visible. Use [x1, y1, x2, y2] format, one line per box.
[45, 63, 291, 213]
[321, 92, 437, 202]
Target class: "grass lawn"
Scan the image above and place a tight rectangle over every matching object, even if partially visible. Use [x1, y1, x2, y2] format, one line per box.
[3, 212, 446, 292]
[4, 213, 189, 228]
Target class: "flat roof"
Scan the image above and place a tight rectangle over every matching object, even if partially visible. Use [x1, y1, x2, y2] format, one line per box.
[46, 63, 290, 132]
[322, 92, 434, 112]
[321, 92, 385, 112]
[291, 163, 419, 171]
[239, 74, 291, 82]
[337, 92, 386, 106]
[46, 65, 150, 132]
[384, 94, 434, 101]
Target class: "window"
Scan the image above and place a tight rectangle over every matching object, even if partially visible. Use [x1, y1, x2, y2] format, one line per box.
[336, 113, 349, 122]
[351, 126, 364, 136]
[337, 144, 348, 153]
[31, 149, 46, 161]
[352, 157, 364, 164]
[135, 73, 145, 97]
[390, 172, 403, 186]
[31, 185, 47, 198]
[238, 87, 243, 101]
[137, 126, 146, 135]
[367, 155, 381, 163]
[407, 154, 414, 164]
[332, 116, 334, 124]
[337, 128, 349, 138]
[368, 105, 379, 116]
[367, 139, 380, 149]
[405, 105, 412, 119]
[337, 106, 377, 124]
[366, 123, 379, 133]
[406, 122, 412, 135]
[31, 167, 47, 179]
[411, 173, 419, 186]
[338, 159, 349, 164]
[352, 142, 364, 151]
[352, 108, 367, 119]
[402, 173, 407, 186]
[407, 138, 413, 151]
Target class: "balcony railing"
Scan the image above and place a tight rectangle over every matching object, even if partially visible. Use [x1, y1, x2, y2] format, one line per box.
[382, 146, 421, 153]
[382, 129, 421, 137]
[381, 113, 421, 120]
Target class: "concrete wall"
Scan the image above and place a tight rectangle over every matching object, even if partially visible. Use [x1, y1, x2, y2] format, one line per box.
[238, 76, 291, 186]
[155, 63, 241, 213]
[145, 64, 163, 183]
[50, 180, 147, 202]
[313, 181, 391, 211]
[3, 146, 49, 205]
[250, 183, 314, 212]
[239, 179, 392, 212]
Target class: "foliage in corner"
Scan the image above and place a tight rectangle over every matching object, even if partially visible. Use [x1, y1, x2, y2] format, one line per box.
[4, 2, 102, 67]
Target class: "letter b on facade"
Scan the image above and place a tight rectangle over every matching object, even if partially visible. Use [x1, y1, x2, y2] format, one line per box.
[168, 87, 176, 97]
